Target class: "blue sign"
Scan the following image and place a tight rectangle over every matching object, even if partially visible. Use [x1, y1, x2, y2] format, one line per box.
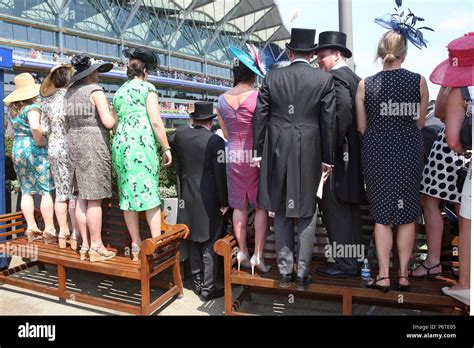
[0, 47, 12, 70]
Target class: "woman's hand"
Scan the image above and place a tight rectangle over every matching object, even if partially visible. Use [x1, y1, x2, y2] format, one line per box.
[163, 149, 172, 167]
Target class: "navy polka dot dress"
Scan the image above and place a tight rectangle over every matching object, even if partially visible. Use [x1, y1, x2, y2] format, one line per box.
[362, 69, 424, 226]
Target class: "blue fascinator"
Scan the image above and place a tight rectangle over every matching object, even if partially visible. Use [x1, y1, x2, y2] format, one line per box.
[374, 0, 434, 49]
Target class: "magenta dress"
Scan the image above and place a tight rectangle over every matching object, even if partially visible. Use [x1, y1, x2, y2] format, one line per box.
[217, 91, 260, 209]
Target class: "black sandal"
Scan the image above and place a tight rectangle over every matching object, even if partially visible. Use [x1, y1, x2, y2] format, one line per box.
[366, 276, 390, 293]
[397, 276, 411, 292]
[410, 261, 442, 278]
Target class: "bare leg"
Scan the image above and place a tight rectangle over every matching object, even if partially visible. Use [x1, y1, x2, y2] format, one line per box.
[69, 199, 79, 238]
[55, 201, 69, 236]
[145, 206, 161, 238]
[450, 217, 471, 290]
[253, 207, 268, 258]
[76, 199, 89, 249]
[413, 194, 443, 276]
[233, 200, 249, 255]
[21, 194, 39, 231]
[40, 193, 55, 233]
[124, 211, 141, 247]
[397, 223, 416, 286]
[369, 223, 393, 287]
[87, 200, 106, 251]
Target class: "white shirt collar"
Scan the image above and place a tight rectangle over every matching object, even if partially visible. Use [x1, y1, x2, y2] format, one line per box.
[292, 58, 311, 65]
[331, 61, 349, 71]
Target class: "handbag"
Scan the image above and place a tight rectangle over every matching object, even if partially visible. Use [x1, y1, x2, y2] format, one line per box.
[460, 87, 472, 150]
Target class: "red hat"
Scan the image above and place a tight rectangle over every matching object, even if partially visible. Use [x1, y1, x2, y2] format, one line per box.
[430, 32, 474, 87]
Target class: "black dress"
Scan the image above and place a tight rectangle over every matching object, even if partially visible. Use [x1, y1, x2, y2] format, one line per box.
[362, 69, 424, 226]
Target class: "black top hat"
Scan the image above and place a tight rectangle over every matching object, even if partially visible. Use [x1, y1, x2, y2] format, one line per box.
[285, 28, 317, 52]
[70, 54, 113, 84]
[123, 46, 160, 72]
[314, 31, 352, 58]
[190, 102, 216, 120]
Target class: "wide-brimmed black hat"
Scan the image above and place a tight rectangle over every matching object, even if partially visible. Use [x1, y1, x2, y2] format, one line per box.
[70, 54, 113, 83]
[123, 46, 159, 72]
[285, 28, 317, 52]
[315, 31, 352, 58]
[190, 102, 216, 120]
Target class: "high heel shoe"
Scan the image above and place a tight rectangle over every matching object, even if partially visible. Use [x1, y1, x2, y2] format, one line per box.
[43, 229, 57, 245]
[250, 254, 271, 276]
[79, 246, 89, 261]
[131, 244, 141, 262]
[397, 276, 411, 292]
[58, 231, 70, 249]
[25, 228, 43, 242]
[88, 245, 116, 263]
[236, 250, 250, 272]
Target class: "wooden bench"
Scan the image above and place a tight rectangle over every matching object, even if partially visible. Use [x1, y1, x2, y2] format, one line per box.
[0, 199, 189, 315]
[214, 202, 469, 316]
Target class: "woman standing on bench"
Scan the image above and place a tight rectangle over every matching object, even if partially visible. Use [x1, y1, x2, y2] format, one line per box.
[40, 63, 79, 250]
[65, 55, 116, 262]
[111, 47, 172, 261]
[217, 45, 269, 275]
[3, 73, 56, 242]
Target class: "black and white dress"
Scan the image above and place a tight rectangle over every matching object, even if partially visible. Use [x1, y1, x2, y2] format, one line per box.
[420, 126, 468, 203]
[362, 68, 424, 226]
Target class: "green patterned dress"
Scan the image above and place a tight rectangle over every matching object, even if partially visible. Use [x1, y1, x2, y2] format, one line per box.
[112, 79, 161, 211]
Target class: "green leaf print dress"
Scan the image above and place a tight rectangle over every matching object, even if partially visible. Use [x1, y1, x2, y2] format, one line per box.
[112, 79, 161, 211]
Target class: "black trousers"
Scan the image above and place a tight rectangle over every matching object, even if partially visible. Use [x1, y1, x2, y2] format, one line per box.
[318, 174, 362, 271]
[187, 228, 221, 297]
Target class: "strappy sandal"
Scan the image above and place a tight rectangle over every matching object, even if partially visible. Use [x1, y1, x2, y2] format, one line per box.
[58, 231, 70, 249]
[131, 244, 141, 262]
[366, 276, 390, 293]
[25, 228, 43, 242]
[397, 276, 411, 292]
[88, 245, 116, 263]
[410, 261, 442, 278]
[79, 246, 89, 261]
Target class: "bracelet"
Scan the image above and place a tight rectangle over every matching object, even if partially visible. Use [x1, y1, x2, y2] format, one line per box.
[163, 147, 171, 152]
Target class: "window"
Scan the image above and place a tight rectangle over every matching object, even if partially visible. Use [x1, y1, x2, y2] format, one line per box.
[27, 27, 40, 44]
[87, 39, 98, 54]
[12, 24, 27, 42]
[77, 37, 87, 51]
[107, 43, 117, 57]
[40, 29, 55, 46]
[0, 21, 13, 38]
[65, 34, 76, 50]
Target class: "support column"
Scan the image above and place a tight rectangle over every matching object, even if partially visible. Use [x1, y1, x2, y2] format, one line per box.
[338, 0, 355, 70]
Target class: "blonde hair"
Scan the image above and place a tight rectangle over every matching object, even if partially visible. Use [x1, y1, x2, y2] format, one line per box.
[377, 31, 407, 64]
[7, 97, 37, 117]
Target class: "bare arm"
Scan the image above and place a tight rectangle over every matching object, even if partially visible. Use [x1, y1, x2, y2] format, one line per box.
[27, 109, 46, 147]
[434, 87, 451, 121]
[147, 91, 172, 167]
[355, 79, 367, 135]
[91, 90, 115, 129]
[417, 75, 429, 129]
[444, 88, 466, 154]
[111, 108, 118, 134]
[217, 111, 228, 140]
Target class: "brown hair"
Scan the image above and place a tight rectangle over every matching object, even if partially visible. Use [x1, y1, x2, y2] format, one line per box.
[52, 67, 71, 88]
[377, 31, 407, 64]
[127, 58, 146, 78]
[8, 98, 37, 117]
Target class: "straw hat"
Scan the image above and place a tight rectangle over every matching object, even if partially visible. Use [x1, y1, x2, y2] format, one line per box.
[40, 63, 73, 97]
[3, 73, 40, 104]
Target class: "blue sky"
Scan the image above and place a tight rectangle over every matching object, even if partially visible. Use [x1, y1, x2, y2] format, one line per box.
[275, 0, 473, 99]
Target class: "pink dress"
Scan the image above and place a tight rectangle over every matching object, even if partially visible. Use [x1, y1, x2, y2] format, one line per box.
[217, 91, 260, 209]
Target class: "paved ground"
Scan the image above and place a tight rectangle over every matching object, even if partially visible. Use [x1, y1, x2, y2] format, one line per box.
[0, 256, 441, 316]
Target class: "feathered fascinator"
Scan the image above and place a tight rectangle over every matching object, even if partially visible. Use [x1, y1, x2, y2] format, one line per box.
[246, 43, 267, 76]
[374, 0, 434, 49]
[229, 44, 266, 78]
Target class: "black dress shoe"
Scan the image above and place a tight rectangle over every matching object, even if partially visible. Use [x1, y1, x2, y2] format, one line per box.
[296, 276, 312, 291]
[199, 288, 225, 302]
[315, 264, 358, 278]
[278, 274, 293, 288]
